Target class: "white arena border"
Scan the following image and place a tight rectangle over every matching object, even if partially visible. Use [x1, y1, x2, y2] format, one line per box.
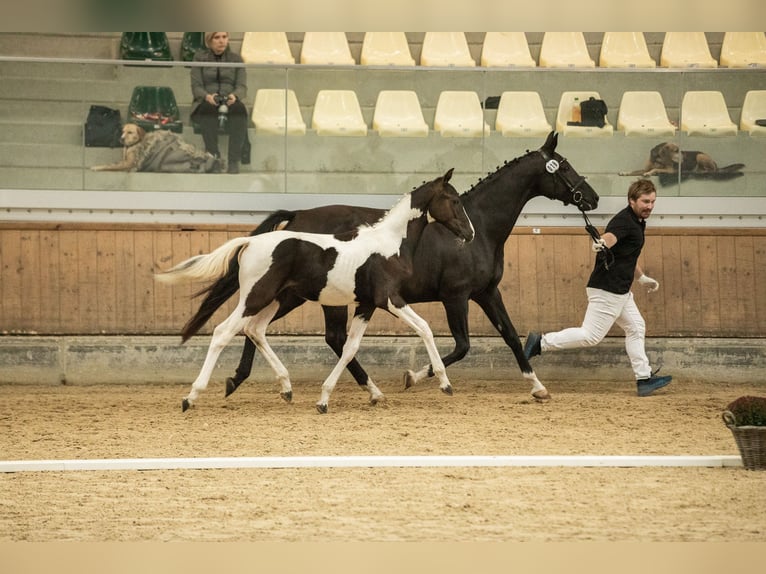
[0, 455, 742, 473]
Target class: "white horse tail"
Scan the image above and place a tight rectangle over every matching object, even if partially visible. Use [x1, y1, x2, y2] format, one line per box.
[154, 236, 252, 285]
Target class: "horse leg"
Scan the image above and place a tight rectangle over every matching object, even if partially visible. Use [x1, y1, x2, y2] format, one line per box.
[323, 305, 384, 404]
[242, 300, 293, 402]
[404, 297, 470, 389]
[389, 303, 452, 396]
[316, 310, 374, 414]
[183, 305, 249, 411]
[474, 288, 550, 400]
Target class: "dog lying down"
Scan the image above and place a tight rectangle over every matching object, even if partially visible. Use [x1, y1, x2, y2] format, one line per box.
[91, 123, 222, 173]
[619, 142, 744, 183]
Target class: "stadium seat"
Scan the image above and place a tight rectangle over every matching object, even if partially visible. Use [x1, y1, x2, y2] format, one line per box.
[739, 90, 766, 136]
[420, 33, 476, 67]
[556, 91, 613, 137]
[311, 90, 367, 135]
[681, 91, 737, 136]
[241, 32, 295, 64]
[480, 32, 535, 67]
[660, 32, 717, 68]
[433, 91, 490, 137]
[372, 90, 428, 137]
[300, 32, 355, 65]
[539, 33, 595, 68]
[719, 32, 766, 68]
[251, 89, 306, 135]
[599, 32, 656, 68]
[120, 33, 173, 62]
[617, 91, 676, 137]
[128, 86, 183, 133]
[360, 32, 415, 66]
[180, 33, 205, 62]
[495, 91, 551, 137]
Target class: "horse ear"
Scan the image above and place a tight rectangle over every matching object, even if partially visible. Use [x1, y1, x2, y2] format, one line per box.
[542, 131, 558, 153]
[443, 168, 454, 183]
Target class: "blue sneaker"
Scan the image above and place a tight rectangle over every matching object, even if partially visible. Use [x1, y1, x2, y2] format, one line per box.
[636, 374, 672, 397]
[524, 332, 542, 360]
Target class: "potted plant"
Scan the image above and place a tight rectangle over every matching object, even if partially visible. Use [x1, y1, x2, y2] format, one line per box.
[722, 395, 766, 471]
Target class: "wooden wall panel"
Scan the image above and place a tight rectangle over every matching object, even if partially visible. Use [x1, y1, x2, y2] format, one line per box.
[1, 223, 765, 338]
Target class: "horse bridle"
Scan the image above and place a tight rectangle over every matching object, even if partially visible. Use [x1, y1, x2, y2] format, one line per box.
[538, 149, 613, 269]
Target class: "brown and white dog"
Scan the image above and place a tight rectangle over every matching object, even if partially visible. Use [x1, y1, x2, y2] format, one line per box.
[620, 142, 719, 177]
[90, 123, 149, 171]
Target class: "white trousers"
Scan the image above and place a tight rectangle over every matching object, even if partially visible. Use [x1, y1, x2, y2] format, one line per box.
[541, 287, 651, 380]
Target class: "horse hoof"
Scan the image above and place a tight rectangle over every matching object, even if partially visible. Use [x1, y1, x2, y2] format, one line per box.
[370, 394, 385, 406]
[316, 403, 328, 414]
[441, 385, 454, 396]
[404, 370, 416, 389]
[280, 391, 293, 403]
[182, 399, 191, 412]
[224, 377, 240, 398]
[532, 389, 551, 401]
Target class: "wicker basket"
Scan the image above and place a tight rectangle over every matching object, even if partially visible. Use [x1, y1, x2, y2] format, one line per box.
[723, 411, 766, 471]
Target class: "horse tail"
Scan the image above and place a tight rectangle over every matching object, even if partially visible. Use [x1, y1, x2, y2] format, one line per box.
[178, 210, 301, 342]
[155, 236, 252, 286]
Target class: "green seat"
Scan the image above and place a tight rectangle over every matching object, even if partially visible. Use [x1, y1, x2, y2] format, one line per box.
[120, 33, 173, 61]
[181, 32, 206, 62]
[128, 86, 183, 133]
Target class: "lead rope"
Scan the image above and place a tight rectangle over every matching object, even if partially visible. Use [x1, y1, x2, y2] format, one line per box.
[580, 208, 614, 270]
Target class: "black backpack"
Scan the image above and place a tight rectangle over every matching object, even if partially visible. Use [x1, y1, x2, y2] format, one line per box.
[579, 97, 608, 128]
[84, 105, 123, 147]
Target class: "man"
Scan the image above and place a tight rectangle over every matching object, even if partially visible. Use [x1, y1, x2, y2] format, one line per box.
[524, 178, 672, 397]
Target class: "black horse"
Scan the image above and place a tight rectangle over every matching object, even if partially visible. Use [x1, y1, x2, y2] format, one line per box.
[182, 132, 599, 401]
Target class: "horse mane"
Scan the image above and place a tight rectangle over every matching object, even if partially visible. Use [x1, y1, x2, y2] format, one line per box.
[461, 150, 532, 199]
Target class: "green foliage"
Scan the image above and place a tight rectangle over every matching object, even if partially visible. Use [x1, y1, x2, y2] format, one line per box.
[725, 396, 766, 427]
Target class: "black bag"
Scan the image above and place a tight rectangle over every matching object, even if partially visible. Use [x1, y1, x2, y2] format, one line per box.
[84, 105, 122, 147]
[579, 97, 608, 128]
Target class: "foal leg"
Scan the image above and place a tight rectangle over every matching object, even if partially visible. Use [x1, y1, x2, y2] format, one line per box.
[390, 303, 453, 396]
[242, 301, 294, 402]
[475, 288, 550, 400]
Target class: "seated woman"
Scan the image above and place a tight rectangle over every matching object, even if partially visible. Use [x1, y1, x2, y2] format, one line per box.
[190, 32, 248, 174]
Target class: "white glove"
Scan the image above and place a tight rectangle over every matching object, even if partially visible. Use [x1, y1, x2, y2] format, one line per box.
[637, 274, 659, 293]
[591, 238, 607, 252]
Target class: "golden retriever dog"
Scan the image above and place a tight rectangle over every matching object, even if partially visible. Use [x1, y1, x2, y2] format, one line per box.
[620, 142, 719, 176]
[90, 123, 148, 171]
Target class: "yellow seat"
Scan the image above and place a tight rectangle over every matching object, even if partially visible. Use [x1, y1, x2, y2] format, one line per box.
[360, 32, 415, 66]
[719, 32, 766, 68]
[739, 90, 766, 136]
[311, 90, 367, 136]
[495, 91, 551, 137]
[420, 33, 476, 67]
[372, 91, 428, 137]
[433, 91, 490, 137]
[681, 91, 737, 136]
[251, 89, 306, 135]
[617, 91, 675, 137]
[240, 32, 294, 64]
[480, 32, 535, 67]
[539, 33, 595, 68]
[599, 32, 656, 68]
[660, 32, 717, 68]
[556, 91, 613, 137]
[300, 32, 355, 65]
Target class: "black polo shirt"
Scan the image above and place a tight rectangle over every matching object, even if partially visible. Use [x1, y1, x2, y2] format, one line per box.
[587, 205, 646, 295]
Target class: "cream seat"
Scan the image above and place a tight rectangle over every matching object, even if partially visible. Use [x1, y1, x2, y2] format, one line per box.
[251, 89, 306, 135]
[372, 90, 428, 137]
[433, 91, 490, 137]
[739, 90, 766, 136]
[539, 32, 595, 68]
[681, 91, 737, 136]
[311, 90, 367, 136]
[719, 32, 766, 68]
[599, 32, 656, 68]
[480, 32, 535, 67]
[555, 91, 613, 137]
[660, 32, 717, 68]
[495, 91, 551, 137]
[360, 32, 415, 66]
[420, 32, 476, 67]
[240, 32, 294, 64]
[300, 32, 355, 65]
[617, 91, 675, 137]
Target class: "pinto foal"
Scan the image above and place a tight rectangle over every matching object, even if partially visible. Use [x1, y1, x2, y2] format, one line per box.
[156, 169, 474, 413]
